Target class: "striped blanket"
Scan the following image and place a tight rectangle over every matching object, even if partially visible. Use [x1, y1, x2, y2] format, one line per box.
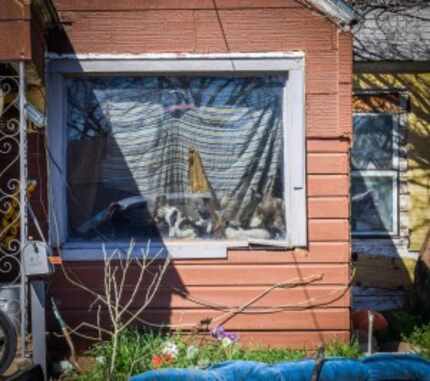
[66, 76, 286, 240]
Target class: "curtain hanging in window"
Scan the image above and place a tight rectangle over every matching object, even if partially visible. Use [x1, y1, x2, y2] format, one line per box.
[66, 76, 286, 242]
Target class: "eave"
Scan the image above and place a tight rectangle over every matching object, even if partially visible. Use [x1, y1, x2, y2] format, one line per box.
[306, 0, 356, 28]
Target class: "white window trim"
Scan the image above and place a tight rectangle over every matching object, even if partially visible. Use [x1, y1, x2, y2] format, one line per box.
[351, 112, 401, 237]
[47, 53, 307, 260]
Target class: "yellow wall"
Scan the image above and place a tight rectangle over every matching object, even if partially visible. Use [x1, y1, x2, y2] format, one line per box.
[354, 73, 430, 252]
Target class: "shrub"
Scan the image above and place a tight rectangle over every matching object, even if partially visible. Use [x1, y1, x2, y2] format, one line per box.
[385, 311, 424, 340]
[403, 323, 430, 359]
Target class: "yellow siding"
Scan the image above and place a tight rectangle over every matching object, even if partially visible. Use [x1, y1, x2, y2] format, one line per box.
[354, 73, 430, 252]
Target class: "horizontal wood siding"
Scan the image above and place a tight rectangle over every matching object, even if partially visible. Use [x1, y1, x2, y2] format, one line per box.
[232, 331, 350, 348]
[48, 308, 350, 331]
[50, 138, 352, 348]
[53, 0, 302, 11]
[308, 198, 349, 219]
[46, 0, 352, 348]
[51, 8, 335, 53]
[308, 175, 349, 197]
[55, 285, 351, 310]
[53, 263, 349, 288]
[308, 153, 348, 174]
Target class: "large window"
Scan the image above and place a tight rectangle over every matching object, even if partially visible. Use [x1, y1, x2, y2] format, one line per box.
[67, 76, 286, 242]
[351, 113, 399, 236]
[48, 54, 306, 259]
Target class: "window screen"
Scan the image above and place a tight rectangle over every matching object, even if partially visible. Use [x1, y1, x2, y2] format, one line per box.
[351, 114, 396, 170]
[351, 113, 399, 236]
[66, 76, 287, 242]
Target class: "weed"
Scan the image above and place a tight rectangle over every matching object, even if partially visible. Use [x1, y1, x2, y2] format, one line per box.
[325, 339, 361, 358]
[64, 329, 362, 381]
[402, 323, 430, 359]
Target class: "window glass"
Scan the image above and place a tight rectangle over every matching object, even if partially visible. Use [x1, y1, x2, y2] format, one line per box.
[352, 114, 395, 170]
[351, 175, 396, 235]
[66, 76, 286, 242]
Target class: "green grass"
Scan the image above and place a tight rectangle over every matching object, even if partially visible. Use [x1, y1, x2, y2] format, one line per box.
[65, 330, 362, 381]
[324, 339, 361, 358]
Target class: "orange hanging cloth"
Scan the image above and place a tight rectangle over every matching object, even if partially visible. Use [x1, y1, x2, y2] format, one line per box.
[188, 147, 210, 193]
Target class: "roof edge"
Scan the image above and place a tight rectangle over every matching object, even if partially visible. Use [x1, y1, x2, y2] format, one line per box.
[306, 0, 356, 27]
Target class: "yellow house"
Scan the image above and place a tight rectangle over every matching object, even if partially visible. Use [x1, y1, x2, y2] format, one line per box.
[351, 2, 430, 311]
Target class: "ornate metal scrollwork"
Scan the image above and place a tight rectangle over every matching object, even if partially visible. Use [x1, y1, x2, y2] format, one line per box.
[0, 75, 21, 284]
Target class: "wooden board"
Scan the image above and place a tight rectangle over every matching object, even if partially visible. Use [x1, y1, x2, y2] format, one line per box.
[52, 285, 351, 309]
[308, 175, 349, 197]
[309, 220, 349, 242]
[308, 153, 349, 175]
[54, 0, 302, 11]
[353, 253, 416, 290]
[47, 308, 351, 331]
[308, 198, 349, 219]
[307, 139, 350, 153]
[237, 330, 350, 348]
[52, 263, 350, 288]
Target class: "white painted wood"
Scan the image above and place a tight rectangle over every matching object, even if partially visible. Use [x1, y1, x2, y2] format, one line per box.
[47, 72, 67, 246]
[47, 53, 308, 260]
[47, 52, 305, 60]
[61, 241, 245, 260]
[247, 239, 291, 248]
[307, 0, 355, 25]
[285, 69, 307, 247]
[31, 281, 47, 381]
[48, 54, 304, 74]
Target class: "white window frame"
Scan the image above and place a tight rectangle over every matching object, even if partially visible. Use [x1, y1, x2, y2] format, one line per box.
[47, 53, 307, 260]
[351, 112, 400, 237]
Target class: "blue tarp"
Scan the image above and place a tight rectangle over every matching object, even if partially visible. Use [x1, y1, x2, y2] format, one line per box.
[130, 354, 430, 381]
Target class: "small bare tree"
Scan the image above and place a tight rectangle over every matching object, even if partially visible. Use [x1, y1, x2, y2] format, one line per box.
[56, 240, 170, 379]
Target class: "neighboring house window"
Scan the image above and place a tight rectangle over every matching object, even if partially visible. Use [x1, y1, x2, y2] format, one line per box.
[48, 54, 306, 259]
[351, 113, 399, 236]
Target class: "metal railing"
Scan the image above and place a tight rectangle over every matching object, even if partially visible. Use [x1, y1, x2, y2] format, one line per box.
[0, 62, 28, 360]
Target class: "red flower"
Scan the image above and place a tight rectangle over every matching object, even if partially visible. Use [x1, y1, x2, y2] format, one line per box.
[151, 355, 163, 368]
[151, 353, 174, 369]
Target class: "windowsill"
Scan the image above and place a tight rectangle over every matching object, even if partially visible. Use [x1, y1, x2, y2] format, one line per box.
[59, 239, 292, 260]
[352, 232, 399, 238]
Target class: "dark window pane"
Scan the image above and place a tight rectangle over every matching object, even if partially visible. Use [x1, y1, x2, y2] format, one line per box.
[66, 76, 287, 242]
[351, 175, 396, 235]
[352, 114, 395, 170]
